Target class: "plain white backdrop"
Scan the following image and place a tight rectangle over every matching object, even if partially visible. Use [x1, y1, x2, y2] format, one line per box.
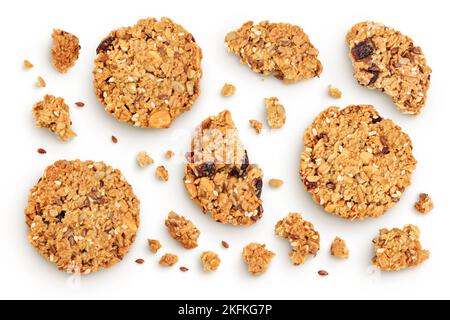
[0, 0, 449, 300]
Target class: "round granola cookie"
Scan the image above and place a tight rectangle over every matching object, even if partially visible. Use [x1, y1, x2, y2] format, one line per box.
[225, 20, 322, 83]
[300, 105, 416, 220]
[93, 17, 202, 128]
[25, 160, 140, 274]
[346, 21, 432, 115]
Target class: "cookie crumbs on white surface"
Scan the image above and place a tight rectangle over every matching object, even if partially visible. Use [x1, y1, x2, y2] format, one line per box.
[137, 152, 154, 168]
[414, 193, 434, 214]
[328, 85, 342, 98]
[156, 165, 169, 182]
[37, 76, 46, 88]
[159, 253, 178, 266]
[23, 60, 34, 69]
[165, 150, 174, 159]
[148, 239, 162, 254]
[165, 211, 200, 249]
[265, 97, 286, 129]
[249, 119, 263, 134]
[242, 243, 275, 276]
[51, 29, 80, 73]
[201, 251, 221, 272]
[330, 237, 349, 259]
[221, 83, 236, 97]
[268, 179, 284, 188]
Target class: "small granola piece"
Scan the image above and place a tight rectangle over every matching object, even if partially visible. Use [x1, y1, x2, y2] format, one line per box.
[372, 224, 430, 271]
[137, 152, 154, 168]
[249, 119, 263, 134]
[221, 83, 236, 97]
[135, 259, 145, 265]
[165, 211, 200, 249]
[37, 76, 46, 88]
[24, 60, 34, 69]
[414, 193, 434, 214]
[165, 150, 174, 159]
[148, 239, 162, 254]
[201, 251, 221, 272]
[268, 179, 284, 188]
[32, 95, 76, 141]
[51, 29, 81, 73]
[159, 253, 179, 266]
[330, 237, 349, 259]
[265, 97, 286, 129]
[156, 166, 169, 182]
[275, 213, 320, 265]
[111, 135, 118, 144]
[328, 85, 342, 99]
[242, 243, 275, 276]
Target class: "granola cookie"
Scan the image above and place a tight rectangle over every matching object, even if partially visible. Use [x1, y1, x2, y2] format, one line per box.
[183, 110, 264, 226]
[51, 29, 81, 73]
[275, 213, 320, 265]
[225, 21, 322, 83]
[165, 211, 200, 249]
[242, 243, 275, 275]
[372, 224, 429, 271]
[346, 22, 432, 115]
[25, 160, 140, 274]
[93, 17, 202, 128]
[300, 105, 416, 220]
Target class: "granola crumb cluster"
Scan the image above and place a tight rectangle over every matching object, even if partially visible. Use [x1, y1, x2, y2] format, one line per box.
[330, 237, 349, 259]
[201, 251, 221, 272]
[51, 29, 80, 73]
[249, 119, 263, 134]
[372, 224, 430, 271]
[24, 60, 34, 69]
[159, 253, 179, 266]
[165, 211, 200, 249]
[165, 150, 174, 159]
[137, 152, 154, 168]
[328, 85, 342, 99]
[225, 21, 322, 83]
[37, 76, 46, 88]
[414, 193, 434, 214]
[242, 243, 275, 275]
[148, 239, 162, 254]
[275, 213, 320, 265]
[156, 165, 169, 182]
[32, 95, 77, 141]
[221, 83, 236, 97]
[265, 97, 286, 129]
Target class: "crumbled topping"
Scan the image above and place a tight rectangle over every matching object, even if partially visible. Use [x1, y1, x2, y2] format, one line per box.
[51, 29, 80, 73]
[37, 76, 46, 88]
[201, 251, 221, 272]
[165, 211, 200, 249]
[249, 119, 263, 134]
[330, 237, 349, 259]
[242, 243, 275, 275]
[156, 166, 169, 182]
[159, 253, 179, 266]
[414, 193, 434, 214]
[148, 239, 162, 254]
[265, 97, 286, 129]
[221, 83, 236, 97]
[165, 150, 174, 159]
[23, 60, 34, 69]
[137, 152, 154, 168]
[328, 85, 342, 99]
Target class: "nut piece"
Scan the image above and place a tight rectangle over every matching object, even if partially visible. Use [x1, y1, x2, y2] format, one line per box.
[148, 239, 162, 254]
[414, 193, 434, 214]
[221, 83, 236, 97]
[268, 179, 284, 188]
[165, 211, 200, 249]
[137, 152, 154, 168]
[372, 224, 429, 271]
[51, 29, 80, 73]
[249, 119, 263, 134]
[32, 95, 76, 141]
[23, 60, 34, 69]
[165, 150, 174, 159]
[265, 97, 286, 129]
[156, 166, 169, 182]
[330, 237, 349, 259]
[159, 253, 179, 266]
[275, 213, 320, 265]
[328, 85, 342, 99]
[37, 76, 46, 88]
[201, 251, 221, 272]
[242, 243, 275, 276]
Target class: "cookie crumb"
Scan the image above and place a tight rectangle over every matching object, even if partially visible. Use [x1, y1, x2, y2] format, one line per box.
[111, 135, 118, 144]
[221, 83, 236, 97]
[37, 76, 46, 88]
[221, 241, 229, 249]
[328, 85, 342, 99]
[242, 243, 275, 276]
[330, 237, 349, 259]
[23, 60, 34, 69]
[156, 166, 169, 182]
[269, 179, 284, 188]
[414, 193, 434, 214]
[265, 97, 286, 129]
[137, 152, 154, 168]
[318, 270, 329, 276]
[51, 29, 80, 73]
[201, 251, 221, 272]
[75, 102, 85, 107]
[249, 119, 263, 134]
[159, 253, 179, 266]
[148, 239, 162, 254]
[165, 150, 174, 159]
[135, 259, 145, 265]
[180, 266, 189, 272]
[165, 211, 200, 249]
[37, 148, 47, 154]
[372, 224, 430, 271]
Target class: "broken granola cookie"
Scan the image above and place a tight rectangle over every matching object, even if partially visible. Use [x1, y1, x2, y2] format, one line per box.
[25, 160, 140, 274]
[165, 211, 200, 249]
[414, 193, 434, 214]
[159, 253, 178, 266]
[275, 213, 320, 265]
[372, 224, 429, 271]
[242, 243, 275, 276]
[148, 239, 162, 254]
[183, 110, 264, 226]
[221, 83, 236, 97]
[328, 85, 342, 99]
[330, 237, 349, 259]
[346, 22, 432, 115]
[51, 29, 80, 73]
[265, 97, 286, 129]
[137, 152, 154, 167]
[156, 165, 169, 182]
[300, 105, 416, 220]
[225, 21, 322, 83]
[32, 95, 77, 141]
[201, 251, 221, 272]
[249, 119, 263, 134]
[93, 17, 202, 128]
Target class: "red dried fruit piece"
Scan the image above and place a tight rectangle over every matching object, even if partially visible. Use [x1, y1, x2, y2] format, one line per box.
[304, 180, 318, 190]
[37, 148, 47, 154]
[111, 136, 118, 144]
[221, 241, 229, 249]
[254, 178, 263, 198]
[196, 162, 216, 178]
[96, 36, 116, 54]
[351, 40, 374, 61]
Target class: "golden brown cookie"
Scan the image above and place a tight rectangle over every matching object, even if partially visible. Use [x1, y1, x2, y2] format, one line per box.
[25, 160, 140, 274]
[225, 21, 322, 83]
[346, 22, 432, 115]
[93, 17, 202, 128]
[300, 105, 416, 220]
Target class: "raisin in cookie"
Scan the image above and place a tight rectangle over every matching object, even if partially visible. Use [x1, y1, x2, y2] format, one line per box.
[183, 110, 264, 226]
[93, 17, 202, 128]
[25, 160, 140, 274]
[346, 22, 432, 115]
[225, 21, 322, 83]
[300, 105, 416, 220]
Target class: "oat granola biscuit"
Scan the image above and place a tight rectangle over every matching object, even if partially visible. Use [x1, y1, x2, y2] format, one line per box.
[93, 17, 202, 128]
[25, 160, 140, 274]
[33, 95, 76, 141]
[225, 21, 322, 83]
[300, 105, 416, 220]
[165, 211, 200, 249]
[265, 97, 286, 129]
[372, 224, 429, 271]
[52, 29, 80, 73]
[201, 251, 221, 272]
[183, 110, 264, 226]
[275, 213, 320, 265]
[346, 22, 432, 115]
[242, 243, 275, 275]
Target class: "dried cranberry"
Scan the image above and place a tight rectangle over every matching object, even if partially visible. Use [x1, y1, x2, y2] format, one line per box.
[371, 116, 383, 124]
[196, 162, 216, 178]
[96, 36, 116, 54]
[381, 146, 390, 155]
[326, 182, 336, 190]
[367, 64, 380, 86]
[55, 211, 66, 222]
[351, 40, 374, 61]
[229, 167, 241, 177]
[240, 151, 249, 172]
[254, 178, 263, 198]
[304, 180, 318, 190]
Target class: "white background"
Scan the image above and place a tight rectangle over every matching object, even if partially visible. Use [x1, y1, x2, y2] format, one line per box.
[0, 0, 449, 300]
